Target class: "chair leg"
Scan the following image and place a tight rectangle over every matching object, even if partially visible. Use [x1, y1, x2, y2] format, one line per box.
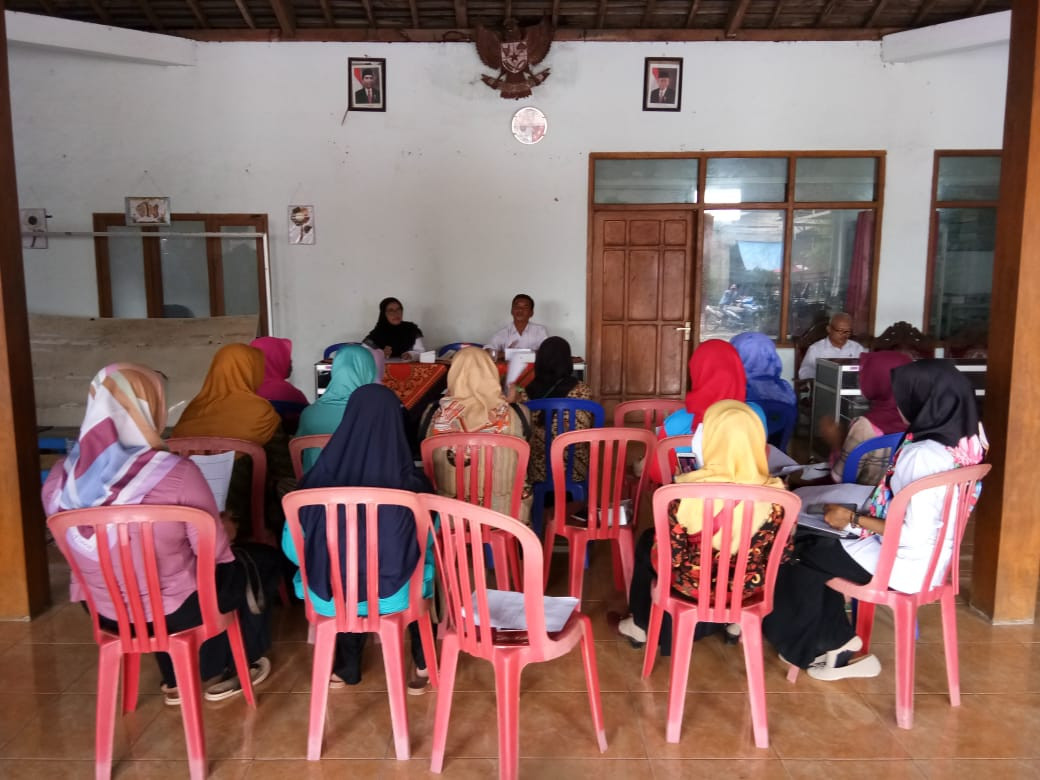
[96, 643, 122, 780]
[307, 622, 336, 761]
[418, 613, 440, 690]
[568, 536, 588, 601]
[610, 543, 625, 594]
[665, 612, 697, 744]
[940, 591, 961, 707]
[854, 601, 877, 655]
[430, 635, 460, 774]
[380, 623, 411, 761]
[615, 531, 635, 599]
[578, 616, 608, 752]
[739, 616, 770, 749]
[892, 599, 918, 730]
[169, 638, 207, 780]
[541, 521, 556, 591]
[121, 652, 141, 714]
[493, 653, 523, 780]
[225, 617, 255, 708]
[642, 602, 664, 679]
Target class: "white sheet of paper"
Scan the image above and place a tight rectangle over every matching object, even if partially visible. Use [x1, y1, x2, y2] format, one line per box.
[472, 590, 579, 632]
[767, 445, 799, 474]
[504, 354, 531, 386]
[188, 451, 236, 513]
[793, 483, 874, 538]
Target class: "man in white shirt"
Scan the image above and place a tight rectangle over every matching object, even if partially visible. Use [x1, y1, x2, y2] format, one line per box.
[487, 293, 548, 352]
[798, 312, 867, 381]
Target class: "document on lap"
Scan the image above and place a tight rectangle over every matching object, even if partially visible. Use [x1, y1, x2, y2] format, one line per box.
[793, 483, 874, 539]
[189, 451, 236, 512]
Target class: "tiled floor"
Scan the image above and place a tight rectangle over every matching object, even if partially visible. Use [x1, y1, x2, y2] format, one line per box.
[2, 537, 1039, 779]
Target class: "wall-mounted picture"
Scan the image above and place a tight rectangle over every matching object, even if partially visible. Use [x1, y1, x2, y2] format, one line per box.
[349, 58, 386, 112]
[125, 196, 171, 225]
[643, 57, 683, 112]
[19, 208, 47, 249]
[288, 205, 315, 245]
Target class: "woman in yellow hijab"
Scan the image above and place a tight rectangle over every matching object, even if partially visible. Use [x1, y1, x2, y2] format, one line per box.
[617, 400, 792, 650]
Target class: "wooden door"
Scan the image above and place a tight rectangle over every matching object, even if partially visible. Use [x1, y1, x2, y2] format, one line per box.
[588, 209, 697, 413]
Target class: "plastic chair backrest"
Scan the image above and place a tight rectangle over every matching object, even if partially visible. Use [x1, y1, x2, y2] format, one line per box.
[289, 433, 333, 481]
[419, 493, 551, 657]
[841, 432, 904, 484]
[863, 463, 990, 596]
[525, 398, 605, 487]
[612, 399, 683, 430]
[47, 505, 222, 652]
[551, 427, 656, 535]
[754, 399, 798, 453]
[654, 434, 694, 484]
[281, 486, 431, 633]
[166, 436, 267, 541]
[650, 482, 801, 622]
[323, 342, 361, 360]
[420, 432, 530, 519]
[437, 342, 484, 357]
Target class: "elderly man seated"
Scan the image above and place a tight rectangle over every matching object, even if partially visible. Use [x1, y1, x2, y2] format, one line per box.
[797, 312, 866, 381]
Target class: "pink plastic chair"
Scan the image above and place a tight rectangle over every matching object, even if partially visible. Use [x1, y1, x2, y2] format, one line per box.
[421, 433, 530, 590]
[47, 505, 256, 780]
[166, 436, 268, 544]
[289, 433, 333, 480]
[788, 463, 991, 730]
[654, 434, 694, 484]
[281, 486, 439, 761]
[612, 398, 684, 430]
[544, 427, 657, 600]
[422, 494, 606, 780]
[642, 482, 800, 747]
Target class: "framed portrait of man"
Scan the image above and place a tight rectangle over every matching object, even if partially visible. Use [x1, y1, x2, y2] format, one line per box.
[348, 58, 386, 112]
[643, 57, 683, 112]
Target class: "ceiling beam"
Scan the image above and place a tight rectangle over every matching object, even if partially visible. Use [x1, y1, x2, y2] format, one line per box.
[971, 0, 988, 13]
[180, 26, 896, 43]
[913, 0, 938, 27]
[86, 0, 112, 26]
[866, 0, 888, 27]
[641, 0, 657, 27]
[269, 0, 296, 35]
[769, 0, 785, 28]
[596, 0, 607, 29]
[551, 0, 560, 26]
[454, 0, 467, 28]
[725, 0, 751, 37]
[184, 0, 210, 28]
[816, 0, 839, 27]
[358, 0, 375, 26]
[317, 0, 334, 26]
[36, 0, 56, 15]
[232, 0, 256, 29]
[136, 0, 164, 31]
[504, 0, 512, 21]
[408, 0, 419, 27]
[685, 0, 700, 27]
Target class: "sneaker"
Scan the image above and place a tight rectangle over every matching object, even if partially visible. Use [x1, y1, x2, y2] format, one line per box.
[617, 616, 647, 647]
[807, 653, 881, 681]
[204, 656, 272, 702]
[407, 665, 430, 696]
[724, 624, 741, 645]
[160, 683, 180, 706]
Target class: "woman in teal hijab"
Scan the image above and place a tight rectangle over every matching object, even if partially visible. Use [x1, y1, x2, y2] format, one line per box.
[295, 345, 377, 472]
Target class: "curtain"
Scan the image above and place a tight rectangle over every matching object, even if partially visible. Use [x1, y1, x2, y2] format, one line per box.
[844, 210, 874, 334]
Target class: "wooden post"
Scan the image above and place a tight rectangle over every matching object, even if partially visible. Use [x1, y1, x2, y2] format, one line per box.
[0, 6, 51, 618]
[970, 0, 1040, 622]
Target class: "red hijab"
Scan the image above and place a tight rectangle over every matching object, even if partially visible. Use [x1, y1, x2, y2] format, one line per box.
[859, 350, 913, 434]
[685, 340, 747, 419]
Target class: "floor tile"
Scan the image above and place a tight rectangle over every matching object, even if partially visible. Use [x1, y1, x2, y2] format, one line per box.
[782, 758, 924, 778]
[0, 759, 95, 779]
[650, 758, 788, 778]
[637, 691, 776, 758]
[129, 692, 263, 760]
[766, 691, 910, 759]
[250, 691, 392, 759]
[0, 693, 55, 751]
[0, 643, 99, 693]
[111, 758, 250, 778]
[915, 758, 1040, 778]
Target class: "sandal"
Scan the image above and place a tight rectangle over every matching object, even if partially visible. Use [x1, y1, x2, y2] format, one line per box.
[407, 665, 430, 696]
[160, 683, 180, 707]
[329, 673, 347, 689]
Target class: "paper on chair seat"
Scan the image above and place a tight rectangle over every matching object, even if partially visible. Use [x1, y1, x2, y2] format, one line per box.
[471, 590, 579, 632]
[188, 451, 235, 512]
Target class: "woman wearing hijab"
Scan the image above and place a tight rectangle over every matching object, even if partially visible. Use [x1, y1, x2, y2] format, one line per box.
[363, 297, 425, 359]
[42, 364, 274, 704]
[173, 343, 292, 537]
[764, 360, 987, 680]
[618, 401, 792, 649]
[513, 336, 593, 483]
[425, 347, 530, 520]
[283, 384, 434, 690]
[250, 336, 309, 433]
[731, 331, 797, 407]
[296, 345, 378, 474]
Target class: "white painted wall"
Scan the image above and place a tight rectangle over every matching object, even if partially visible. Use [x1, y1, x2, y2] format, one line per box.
[7, 27, 1008, 393]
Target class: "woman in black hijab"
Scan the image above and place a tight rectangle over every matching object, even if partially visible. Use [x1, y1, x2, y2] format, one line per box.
[363, 297, 425, 358]
[282, 383, 434, 689]
[764, 360, 986, 681]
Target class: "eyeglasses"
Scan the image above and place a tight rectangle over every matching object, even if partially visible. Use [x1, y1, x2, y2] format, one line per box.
[830, 327, 852, 336]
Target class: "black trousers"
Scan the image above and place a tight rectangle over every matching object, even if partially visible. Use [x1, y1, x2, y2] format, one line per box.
[762, 531, 872, 669]
[333, 622, 426, 683]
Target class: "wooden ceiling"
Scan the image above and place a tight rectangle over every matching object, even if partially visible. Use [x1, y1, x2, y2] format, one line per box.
[4, 0, 1011, 42]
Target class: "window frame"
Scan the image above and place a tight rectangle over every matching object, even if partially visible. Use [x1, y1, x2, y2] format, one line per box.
[588, 150, 885, 346]
[93, 212, 269, 335]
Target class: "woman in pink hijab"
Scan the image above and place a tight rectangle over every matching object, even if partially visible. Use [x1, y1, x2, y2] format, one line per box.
[251, 337, 309, 432]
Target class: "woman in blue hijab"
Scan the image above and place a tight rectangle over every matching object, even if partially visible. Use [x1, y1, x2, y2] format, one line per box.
[731, 331, 797, 406]
[283, 383, 434, 689]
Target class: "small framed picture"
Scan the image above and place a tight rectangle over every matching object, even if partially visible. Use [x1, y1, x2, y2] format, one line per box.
[288, 205, 315, 245]
[643, 57, 683, 112]
[20, 208, 47, 249]
[125, 196, 171, 225]
[349, 58, 386, 112]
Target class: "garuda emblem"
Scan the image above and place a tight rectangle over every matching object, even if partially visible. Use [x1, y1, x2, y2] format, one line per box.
[475, 18, 554, 100]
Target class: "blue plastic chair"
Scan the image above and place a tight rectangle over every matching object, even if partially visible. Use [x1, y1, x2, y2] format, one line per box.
[437, 342, 484, 357]
[322, 342, 362, 360]
[754, 399, 798, 454]
[841, 432, 904, 484]
[524, 398, 606, 537]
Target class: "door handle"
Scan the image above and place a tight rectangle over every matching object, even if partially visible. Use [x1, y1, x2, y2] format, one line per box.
[674, 322, 691, 342]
